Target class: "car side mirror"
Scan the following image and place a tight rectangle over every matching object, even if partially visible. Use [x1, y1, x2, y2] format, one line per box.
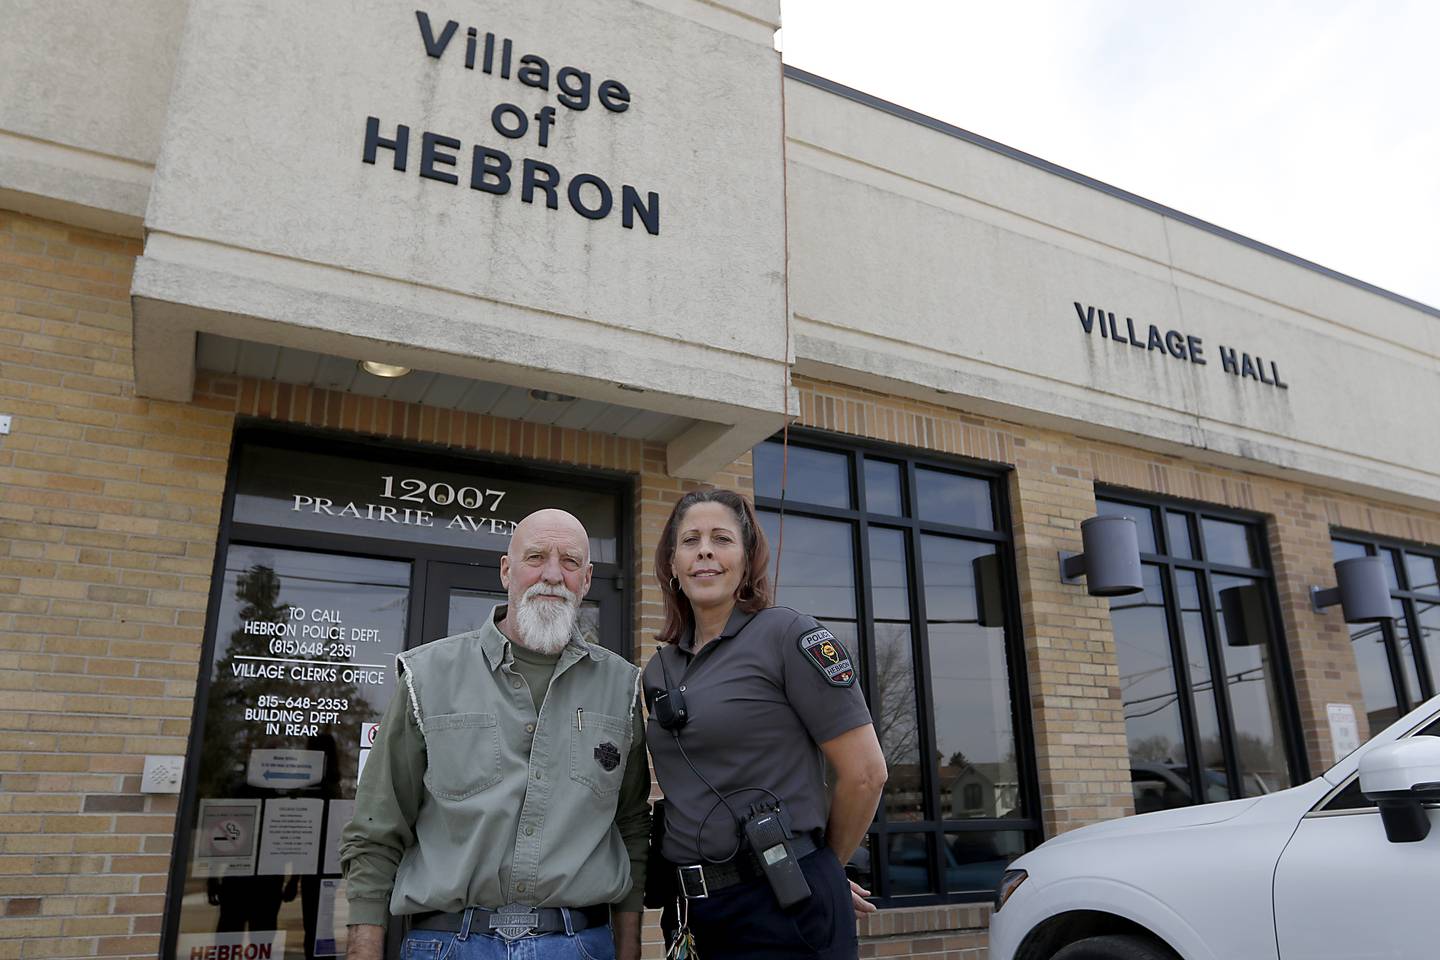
[1359, 738, 1440, 843]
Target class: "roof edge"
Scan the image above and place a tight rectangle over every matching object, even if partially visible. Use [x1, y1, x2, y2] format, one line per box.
[783, 64, 1440, 321]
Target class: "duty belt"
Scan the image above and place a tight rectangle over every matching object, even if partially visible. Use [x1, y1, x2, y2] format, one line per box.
[675, 833, 822, 899]
[411, 903, 609, 941]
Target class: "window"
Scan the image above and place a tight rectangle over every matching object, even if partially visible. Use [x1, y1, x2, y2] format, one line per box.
[1099, 493, 1302, 813]
[1331, 535, 1440, 732]
[754, 436, 1036, 905]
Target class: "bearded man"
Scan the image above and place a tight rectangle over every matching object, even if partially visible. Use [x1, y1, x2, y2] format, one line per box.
[341, 509, 648, 960]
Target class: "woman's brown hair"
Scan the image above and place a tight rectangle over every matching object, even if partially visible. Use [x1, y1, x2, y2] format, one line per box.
[654, 488, 773, 643]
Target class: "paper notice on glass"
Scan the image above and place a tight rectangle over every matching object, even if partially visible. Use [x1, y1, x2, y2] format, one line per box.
[313, 879, 342, 957]
[176, 929, 286, 960]
[1327, 702, 1361, 760]
[194, 798, 261, 877]
[247, 749, 327, 789]
[323, 799, 356, 875]
[256, 798, 324, 875]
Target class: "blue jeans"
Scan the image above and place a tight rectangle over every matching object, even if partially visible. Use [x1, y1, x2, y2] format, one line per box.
[401, 922, 615, 960]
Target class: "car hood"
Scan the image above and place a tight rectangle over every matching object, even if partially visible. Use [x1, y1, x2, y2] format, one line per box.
[1031, 796, 1264, 851]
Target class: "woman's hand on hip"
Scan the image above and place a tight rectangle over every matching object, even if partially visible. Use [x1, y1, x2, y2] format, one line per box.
[848, 879, 877, 921]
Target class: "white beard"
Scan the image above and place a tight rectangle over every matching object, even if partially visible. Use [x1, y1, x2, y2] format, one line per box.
[513, 582, 580, 655]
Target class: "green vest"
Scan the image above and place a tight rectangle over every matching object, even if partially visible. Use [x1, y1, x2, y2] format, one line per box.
[390, 614, 640, 912]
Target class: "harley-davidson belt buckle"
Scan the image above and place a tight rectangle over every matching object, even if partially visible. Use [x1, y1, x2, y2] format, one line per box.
[487, 903, 540, 941]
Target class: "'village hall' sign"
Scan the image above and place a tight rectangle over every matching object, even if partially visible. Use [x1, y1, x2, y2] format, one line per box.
[1073, 301, 1289, 390]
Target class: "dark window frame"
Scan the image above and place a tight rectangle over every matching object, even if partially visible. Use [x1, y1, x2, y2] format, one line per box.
[755, 429, 1039, 907]
[1330, 528, 1440, 716]
[1098, 487, 1309, 803]
[160, 421, 635, 960]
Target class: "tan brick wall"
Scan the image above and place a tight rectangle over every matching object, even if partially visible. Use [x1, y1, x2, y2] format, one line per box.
[1008, 441, 1132, 835]
[0, 210, 227, 960]
[856, 904, 989, 959]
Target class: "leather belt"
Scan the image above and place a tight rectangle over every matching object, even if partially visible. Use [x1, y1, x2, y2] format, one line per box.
[674, 833, 822, 899]
[411, 904, 608, 937]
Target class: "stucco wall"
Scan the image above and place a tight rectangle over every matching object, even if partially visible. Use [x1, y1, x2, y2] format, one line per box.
[784, 76, 1440, 509]
[0, 0, 188, 232]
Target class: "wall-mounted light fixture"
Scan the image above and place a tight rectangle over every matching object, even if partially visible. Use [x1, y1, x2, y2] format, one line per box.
[358, 360, 411, 378]
[1312, 556, 1394, 623]
[1219, 584, 1272, 646]
[973, 554, 1005, 628]
[1059, 515, 1144, 597]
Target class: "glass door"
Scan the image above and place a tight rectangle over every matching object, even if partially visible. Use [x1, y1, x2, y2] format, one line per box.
[170, 544, 412, 960]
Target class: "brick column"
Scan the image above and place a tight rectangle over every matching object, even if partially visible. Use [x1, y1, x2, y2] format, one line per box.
[1263, 488, 1368, 768]
[1009, 443, 1133, 836]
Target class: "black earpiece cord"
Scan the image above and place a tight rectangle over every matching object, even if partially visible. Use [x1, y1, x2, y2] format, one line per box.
[673, 731, 784, 864]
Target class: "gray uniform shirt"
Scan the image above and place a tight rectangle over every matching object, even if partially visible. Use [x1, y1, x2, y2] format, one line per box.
[642, 606, 873, 864]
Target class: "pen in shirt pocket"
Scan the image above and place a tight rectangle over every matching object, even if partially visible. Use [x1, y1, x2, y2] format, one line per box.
[576, 707, 583, 731]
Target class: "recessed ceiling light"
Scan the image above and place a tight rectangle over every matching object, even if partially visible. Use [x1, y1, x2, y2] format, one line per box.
[529, 389, 576, 403]
[359, 360, 411, 378]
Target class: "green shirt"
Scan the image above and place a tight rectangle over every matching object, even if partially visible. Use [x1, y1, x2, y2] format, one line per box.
[510, 643, 559, 715]
[340, 608, 649, 927]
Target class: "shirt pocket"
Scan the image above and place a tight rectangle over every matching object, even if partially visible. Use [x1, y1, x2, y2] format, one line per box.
[422, 712, 503, 800]
[569, 710, 629, 800]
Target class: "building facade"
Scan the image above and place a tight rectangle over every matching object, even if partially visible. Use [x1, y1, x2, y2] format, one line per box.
[2, 2, 1439, 959]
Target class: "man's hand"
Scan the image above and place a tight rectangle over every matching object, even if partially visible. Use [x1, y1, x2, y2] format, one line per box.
[611, 910, 641, 960]
[348, 924, 386, 960]
[847, 879, 877, 922]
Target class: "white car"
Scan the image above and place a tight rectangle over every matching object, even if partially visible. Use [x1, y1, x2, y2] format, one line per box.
[990, 695, 1440, 960]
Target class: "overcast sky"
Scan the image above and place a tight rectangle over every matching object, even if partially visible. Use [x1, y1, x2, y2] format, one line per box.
[777, 0, 1439, 311]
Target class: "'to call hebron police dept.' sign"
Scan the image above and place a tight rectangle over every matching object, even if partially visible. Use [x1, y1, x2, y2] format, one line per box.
[362, 11, 661, 234]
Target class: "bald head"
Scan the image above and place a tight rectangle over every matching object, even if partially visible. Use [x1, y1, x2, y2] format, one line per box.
[507, 508, 590, 565]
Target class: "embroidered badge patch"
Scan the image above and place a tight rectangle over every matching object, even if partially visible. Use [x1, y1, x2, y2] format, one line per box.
[594, 741, 621, 771]
[798, 627, 855, 687]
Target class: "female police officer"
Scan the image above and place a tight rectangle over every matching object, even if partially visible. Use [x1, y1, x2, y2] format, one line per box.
[643, 489, 887, 959]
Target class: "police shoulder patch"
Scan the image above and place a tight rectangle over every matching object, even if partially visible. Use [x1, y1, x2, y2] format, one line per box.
[797, 627, 855, 687]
